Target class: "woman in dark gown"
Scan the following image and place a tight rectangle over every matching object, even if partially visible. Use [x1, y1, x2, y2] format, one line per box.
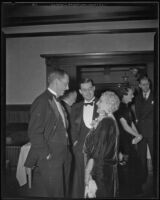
[114, 86, 143, 196]
[83, 91, 120, 198]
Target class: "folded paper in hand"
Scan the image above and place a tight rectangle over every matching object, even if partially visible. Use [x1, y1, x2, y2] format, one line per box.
[85, 179, 97, 198]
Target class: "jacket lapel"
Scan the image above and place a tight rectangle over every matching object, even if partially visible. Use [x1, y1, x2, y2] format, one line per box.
[46, 89, 63, 121]
[48, 99, 60, 120]
[148, 91, 153, 102]
[75, 102, 83, 125]
[61, 104, 69, 129]
[93, 98, 99, 120]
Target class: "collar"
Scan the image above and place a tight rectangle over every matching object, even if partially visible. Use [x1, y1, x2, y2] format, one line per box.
[107, 113, 116, 121]
[48, 88, 58, 98]
[84, 97, 95, 104]
[143, 90, 150, 99]
[143, 90, 150, 96]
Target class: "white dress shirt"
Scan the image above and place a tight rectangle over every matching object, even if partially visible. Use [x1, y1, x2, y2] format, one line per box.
[83, 98, 95, 129]
[143, 90, 150, 100]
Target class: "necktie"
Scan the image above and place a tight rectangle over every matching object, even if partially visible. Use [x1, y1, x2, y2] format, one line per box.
[84, 102, 94, 106]
[144, 93, 147, 100]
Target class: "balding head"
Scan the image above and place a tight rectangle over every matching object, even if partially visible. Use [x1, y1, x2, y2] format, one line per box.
[48, 69, 69, 97]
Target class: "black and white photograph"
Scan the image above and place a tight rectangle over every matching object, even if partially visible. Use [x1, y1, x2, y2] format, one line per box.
[1, 1, 159, 199]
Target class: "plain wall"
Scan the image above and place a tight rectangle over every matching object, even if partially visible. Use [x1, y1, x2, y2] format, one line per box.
[5, 21, 156, 104]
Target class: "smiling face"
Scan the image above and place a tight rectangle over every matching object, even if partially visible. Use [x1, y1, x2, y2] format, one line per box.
[79, 81, 95, 101]
[139, 78, 150, 93]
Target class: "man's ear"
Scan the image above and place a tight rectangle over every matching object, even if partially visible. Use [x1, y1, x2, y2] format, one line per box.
[93, 86, 95, 92]
[54, 79, 59, 89]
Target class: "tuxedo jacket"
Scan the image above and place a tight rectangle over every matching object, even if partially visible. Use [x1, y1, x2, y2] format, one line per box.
[61, 100, 73, 145]
[135, 90, 154, 138]
[61, 100, 72, 116]
[70, 98, 99, 145]
[25, 89, 69, 168]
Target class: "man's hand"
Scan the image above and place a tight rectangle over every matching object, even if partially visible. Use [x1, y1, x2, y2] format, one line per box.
[73, 140, 78, 146]
[46, 153, 52, 160]
[132, 135, 143, 144]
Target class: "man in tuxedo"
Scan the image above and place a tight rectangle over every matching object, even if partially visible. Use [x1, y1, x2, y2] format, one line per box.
[61, 89, 77, 116]
[70, 78, 99, 198]
[61, 89, 77, 196]
[24, 69, 71, 197]
[61, 89, 77, 144]
[135, 75, 154, 188]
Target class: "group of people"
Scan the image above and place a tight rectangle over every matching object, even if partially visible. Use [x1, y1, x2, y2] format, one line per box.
[24, 68, 154, 198]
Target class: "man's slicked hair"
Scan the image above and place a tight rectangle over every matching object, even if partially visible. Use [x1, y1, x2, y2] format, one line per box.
[48, 68, 68, 85]
[138, 75, 151, 84]
[79, 78, 94, 88]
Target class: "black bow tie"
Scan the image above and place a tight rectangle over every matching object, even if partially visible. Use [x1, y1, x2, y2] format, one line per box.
[84, 101, 94, 106]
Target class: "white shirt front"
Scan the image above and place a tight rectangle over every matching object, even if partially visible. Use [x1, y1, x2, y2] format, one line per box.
[83, 98, 95, 129]
[143, 90, 150, 100]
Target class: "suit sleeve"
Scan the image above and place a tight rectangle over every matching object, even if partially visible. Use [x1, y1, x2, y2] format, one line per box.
[28, 98, 50, 160]
[102, 119, 118, 165]
[135, 97, 141, 120]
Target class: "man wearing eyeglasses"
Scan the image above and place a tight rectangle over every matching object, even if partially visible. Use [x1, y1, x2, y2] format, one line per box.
[70, 78, 99, 198]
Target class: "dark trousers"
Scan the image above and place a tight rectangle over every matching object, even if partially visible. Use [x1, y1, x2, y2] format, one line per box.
[137, 136, 153, 184]
[118, 145, 143, 196]
[30, 157, 71, 198]
[71, 150, 85, 198]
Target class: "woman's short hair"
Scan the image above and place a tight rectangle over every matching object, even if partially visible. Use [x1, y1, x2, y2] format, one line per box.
[118, 86, 133, 100]
[102, 91, 120, 113]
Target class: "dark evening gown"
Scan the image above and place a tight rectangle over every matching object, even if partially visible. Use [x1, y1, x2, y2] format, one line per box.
[83, 116, 119, 198]
[71, 121, 90, 198]
[115, 102, 143, 195]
